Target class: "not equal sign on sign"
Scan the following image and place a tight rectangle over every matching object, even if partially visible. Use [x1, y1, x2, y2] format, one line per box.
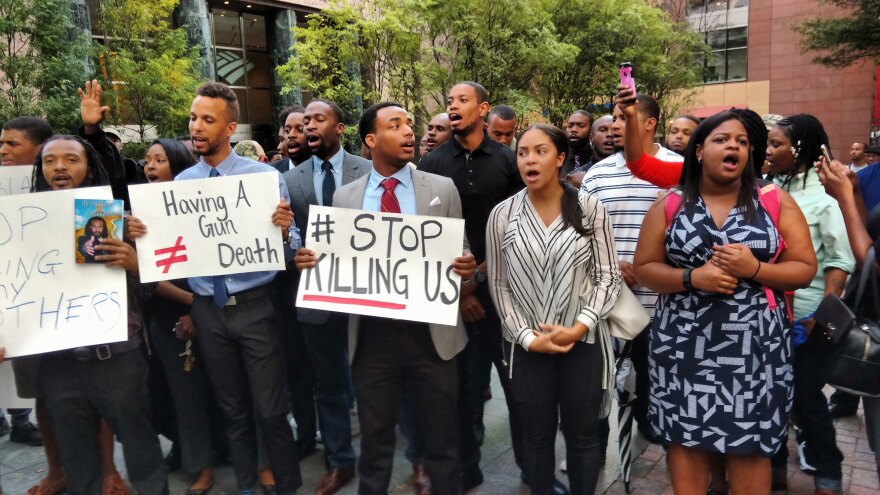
[154, 236, 188, 273]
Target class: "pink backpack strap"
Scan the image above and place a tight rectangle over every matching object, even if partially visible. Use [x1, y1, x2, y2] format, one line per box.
[664, 190, 682, 229]
[756, 183, 786, 311]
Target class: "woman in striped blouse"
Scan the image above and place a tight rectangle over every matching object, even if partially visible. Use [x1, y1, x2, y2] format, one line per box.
[487, 124, 622, 495]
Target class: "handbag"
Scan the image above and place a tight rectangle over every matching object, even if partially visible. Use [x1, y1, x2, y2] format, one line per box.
[604, 283, 651, 340]
[814, 247, 880, 397]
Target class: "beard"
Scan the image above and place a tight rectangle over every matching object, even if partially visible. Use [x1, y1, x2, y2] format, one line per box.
[194, 140, 222, 157]
[451, 120, 478, 136]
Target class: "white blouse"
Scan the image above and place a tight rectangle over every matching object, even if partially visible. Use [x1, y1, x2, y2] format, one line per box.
[487, 188, 622, 351]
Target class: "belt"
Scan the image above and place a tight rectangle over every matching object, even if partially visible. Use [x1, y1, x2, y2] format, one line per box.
[70, 338, 141, 362]
[200, 282, 274, 307]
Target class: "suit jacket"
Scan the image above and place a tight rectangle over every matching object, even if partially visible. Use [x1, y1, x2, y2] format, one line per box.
[284, 151, 371, 325]
[272, 157, 291, 174]
[333, 168, 469, 362]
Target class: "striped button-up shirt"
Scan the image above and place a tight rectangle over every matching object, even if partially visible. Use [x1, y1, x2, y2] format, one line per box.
[487, 189, 622, 351]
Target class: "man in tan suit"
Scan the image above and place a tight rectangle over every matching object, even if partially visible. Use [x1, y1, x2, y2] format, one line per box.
[295, 102, 475, 495]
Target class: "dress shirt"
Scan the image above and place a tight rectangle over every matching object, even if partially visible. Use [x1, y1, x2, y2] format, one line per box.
[773, 169, 855, 320]
[361, 166, 416, 215]
[312, 148, 345, 206]
[418, 132, 522, 262]
[175, 149, 293, 297]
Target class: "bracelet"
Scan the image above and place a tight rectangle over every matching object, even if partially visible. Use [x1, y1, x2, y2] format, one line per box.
[462, 276, 474, 286]
[682, 268, 694, 291]
[750, 260, 762, 279]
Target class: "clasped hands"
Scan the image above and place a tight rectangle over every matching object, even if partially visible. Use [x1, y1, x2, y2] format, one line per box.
[697, 243, 760, 295]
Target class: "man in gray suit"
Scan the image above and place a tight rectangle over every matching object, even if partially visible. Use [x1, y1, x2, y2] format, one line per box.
[295, 102, 475, 495]
[283, 99, 369, 494]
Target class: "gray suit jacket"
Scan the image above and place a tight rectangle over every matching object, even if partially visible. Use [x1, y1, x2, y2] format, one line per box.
[283, 151, 371, 236]
[333, 168, 469, 362]
[284, 151, 371, 324]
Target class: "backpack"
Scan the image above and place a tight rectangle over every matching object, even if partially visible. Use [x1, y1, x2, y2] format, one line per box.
[664, 183, 792, 319]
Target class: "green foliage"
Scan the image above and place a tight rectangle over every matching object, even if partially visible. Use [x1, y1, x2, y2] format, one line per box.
[91, 0, 204, 141]
[795, 0, 880, 67]
[279, 0, 707, 128]
[0, 0, 89, 133]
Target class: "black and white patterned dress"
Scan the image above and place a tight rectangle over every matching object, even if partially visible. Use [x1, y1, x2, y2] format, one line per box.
[648, 193, 792, 456]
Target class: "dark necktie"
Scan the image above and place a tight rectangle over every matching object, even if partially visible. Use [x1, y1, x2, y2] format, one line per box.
[574, 154, 581, 169]
[322, 161, 335, 206]
[209, 168, 229, 307]
[380, 178, 401, 214]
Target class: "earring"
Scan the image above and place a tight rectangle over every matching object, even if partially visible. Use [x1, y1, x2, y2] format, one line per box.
[698, 157, 703, 166]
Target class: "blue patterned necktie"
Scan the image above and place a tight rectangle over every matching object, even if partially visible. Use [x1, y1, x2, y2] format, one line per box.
[209, 167, 229, 307]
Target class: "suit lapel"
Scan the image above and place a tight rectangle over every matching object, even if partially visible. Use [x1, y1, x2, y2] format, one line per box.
[341, 152, 363, 185]
[298, 160, 318, 205]
[413, 170, 432, 214]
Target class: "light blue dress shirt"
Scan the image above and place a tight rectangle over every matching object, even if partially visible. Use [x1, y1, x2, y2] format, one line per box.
[361, 166, 416, 215]
[175, 149, 293, 296]
[312, 148, 345, 206]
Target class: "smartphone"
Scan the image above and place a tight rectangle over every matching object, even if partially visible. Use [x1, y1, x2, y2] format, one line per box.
[619, 62, 636, 94]
[820, 144, 833, 164]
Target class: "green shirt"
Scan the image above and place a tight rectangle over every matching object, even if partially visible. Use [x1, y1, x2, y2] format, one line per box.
[773, 170, 855, 320]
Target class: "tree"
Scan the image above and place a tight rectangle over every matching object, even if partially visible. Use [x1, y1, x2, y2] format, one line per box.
[91, 0, 203, 141]
[795, 0, 880, 67]
[0, 0, 90, 133]
[541, 0, 707, 127]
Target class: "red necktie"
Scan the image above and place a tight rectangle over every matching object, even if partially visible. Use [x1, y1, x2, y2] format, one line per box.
[380, 178, 401, 214]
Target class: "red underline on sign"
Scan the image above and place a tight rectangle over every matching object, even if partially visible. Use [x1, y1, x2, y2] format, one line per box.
[303, 295, 406, 310]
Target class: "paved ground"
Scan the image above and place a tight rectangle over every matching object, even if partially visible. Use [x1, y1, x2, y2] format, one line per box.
[1, 375, 877, 494]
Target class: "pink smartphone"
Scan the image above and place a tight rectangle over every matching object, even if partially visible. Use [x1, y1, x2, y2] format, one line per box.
[619, 62, 636, 94]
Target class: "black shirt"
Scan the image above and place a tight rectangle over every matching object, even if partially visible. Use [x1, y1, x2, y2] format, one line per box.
[418, 132, 522, 262]
[561, 148, 595, 176]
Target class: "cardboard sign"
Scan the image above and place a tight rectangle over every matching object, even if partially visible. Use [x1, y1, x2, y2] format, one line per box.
[0, 165, 34, 196]
[128, 172, 286, 283]
[0, 186, 129, 358]
[296, 206, 465, 326]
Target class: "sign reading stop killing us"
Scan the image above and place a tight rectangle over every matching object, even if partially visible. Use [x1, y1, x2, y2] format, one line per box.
[0, 186, 128, 358]
[128, 172, 285, 283]
[296, 206, 466, 326]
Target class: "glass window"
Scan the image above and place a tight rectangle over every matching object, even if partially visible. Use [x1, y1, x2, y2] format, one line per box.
[233, 88, 248, 124]
[706, 0, 728, 12]
[87, 0, 103, 36]
[730, 0, 749, 7]
[216, 48, 251, 86]
[701, 28, 748, 83]
[243, 15, 267, 50]
[213, 10, 241, 47]
[726, 48, 747, 81]
[248, 89, 273, 125]
[728, 27, 748, 48]
[246, 50, 271, 88]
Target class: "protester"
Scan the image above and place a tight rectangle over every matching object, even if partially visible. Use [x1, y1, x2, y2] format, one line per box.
[564, 115, 613, 187]
[140, 138, 216, 495]
[486, 105, 517, 148]
[849, 142, 870, 172]
[561, 110, 593, 175]
[766, 114, 853, 495]
[419, 135, 430, 158]
[633, 110, 817, 493]
[129, 82, 301, 495]
[0, 116, 53, 449]
[283, 98, 370, 495]
[31, 133, 168, 495]
[424, 113, 451, 154]
[488, 123, 621, 495]
[581, 93, 679, 451]
[664, 115, 700, 154]
[817, 156, 880, 485]
[296, 101, 475, 495]
[866, 145, 880, 165]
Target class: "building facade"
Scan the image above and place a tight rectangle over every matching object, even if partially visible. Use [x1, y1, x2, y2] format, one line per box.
[680, 0, 878, 155]
[79, 0, 325, 148]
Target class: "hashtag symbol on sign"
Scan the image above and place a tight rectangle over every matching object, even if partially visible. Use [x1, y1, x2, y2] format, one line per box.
[155, 236, 188, 273]
[310, 214, 335, 244]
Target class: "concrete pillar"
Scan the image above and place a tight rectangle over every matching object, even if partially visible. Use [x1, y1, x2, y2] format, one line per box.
[268, 8, 300, 120]
[176, 0, 215, 80]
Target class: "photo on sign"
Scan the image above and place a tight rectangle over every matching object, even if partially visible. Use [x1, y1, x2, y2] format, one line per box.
[74, 198, 123, 264]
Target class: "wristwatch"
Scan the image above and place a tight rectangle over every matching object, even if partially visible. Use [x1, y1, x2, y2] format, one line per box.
[682, 268, 694, 291]
[475, 266, 487, 283]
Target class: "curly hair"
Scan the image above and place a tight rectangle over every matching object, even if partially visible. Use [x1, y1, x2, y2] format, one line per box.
[31, 135, 111, 192]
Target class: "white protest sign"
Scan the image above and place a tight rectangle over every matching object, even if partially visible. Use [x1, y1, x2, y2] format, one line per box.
[296, 206, 465, 326]
[0, 165, 34, 196]
[0, 186, 128, 358]
[128, 172, 285, 283]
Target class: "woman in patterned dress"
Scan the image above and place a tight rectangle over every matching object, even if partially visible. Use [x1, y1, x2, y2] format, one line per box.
[633, 111, 817, 494]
